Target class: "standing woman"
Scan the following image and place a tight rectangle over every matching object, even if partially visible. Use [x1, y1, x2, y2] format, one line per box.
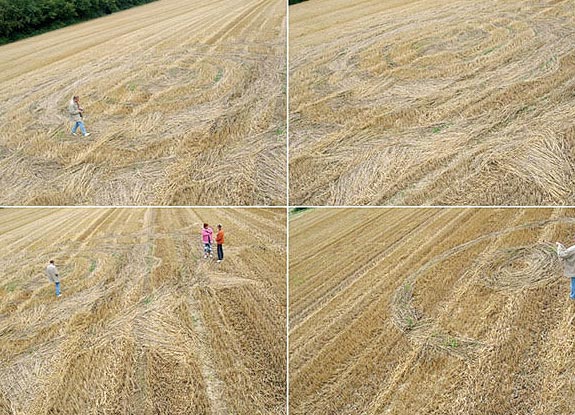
[202, 223, 214, 259]
[556, 240, 575, 300]
[68, 95, 91, 137]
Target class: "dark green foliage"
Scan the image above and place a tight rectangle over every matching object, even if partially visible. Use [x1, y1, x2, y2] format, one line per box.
[0, 0, 157, 45]
[289, 0, 309, 4]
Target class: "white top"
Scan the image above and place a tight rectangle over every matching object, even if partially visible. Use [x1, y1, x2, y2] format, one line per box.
[45, 264, 60, 283]
[557, 242, 575, 277]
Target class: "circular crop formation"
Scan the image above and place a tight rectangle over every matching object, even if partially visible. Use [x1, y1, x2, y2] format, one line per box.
[480, 243, 562, 291]
[392, 219, 573, 360]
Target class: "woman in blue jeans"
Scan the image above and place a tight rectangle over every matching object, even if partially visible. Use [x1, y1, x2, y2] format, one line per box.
[556, 241, 575, 300]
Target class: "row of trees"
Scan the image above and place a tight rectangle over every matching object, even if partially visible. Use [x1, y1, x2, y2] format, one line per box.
[289, 0, 309, 4]
[0, 0, 157, 44]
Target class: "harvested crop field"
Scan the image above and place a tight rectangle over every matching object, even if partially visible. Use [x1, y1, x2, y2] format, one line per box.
[290, 208, 575, 414]
[0, 0, 286, 206]
[0, 208, 286, 414]
[289, 0, 575, 205]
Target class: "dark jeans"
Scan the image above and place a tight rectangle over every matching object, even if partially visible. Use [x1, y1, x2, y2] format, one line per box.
[217, 244, 224, 260]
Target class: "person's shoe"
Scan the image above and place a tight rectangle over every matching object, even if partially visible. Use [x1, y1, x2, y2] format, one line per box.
[217, 260, 221, 263]
[209, 254, 213, 258]
[84, 132, 91, 137]
[203, 254, 208, 259]
[57, 294, 62, 297]
[71, 132, 77, 136]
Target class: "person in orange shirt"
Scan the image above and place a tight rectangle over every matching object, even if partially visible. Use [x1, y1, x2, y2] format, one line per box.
[216, 224, 224, 263]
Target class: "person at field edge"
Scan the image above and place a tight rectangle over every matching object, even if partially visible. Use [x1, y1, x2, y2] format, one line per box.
[556, 239, 575, 300]
[216, 224, 224, 263]
[45, 260, 62, 297]
[68, 95, 91, 137]
[202, 223, 214, 259]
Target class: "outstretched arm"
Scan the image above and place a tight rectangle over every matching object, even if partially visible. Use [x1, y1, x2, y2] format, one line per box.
[557, 242, 575, 258]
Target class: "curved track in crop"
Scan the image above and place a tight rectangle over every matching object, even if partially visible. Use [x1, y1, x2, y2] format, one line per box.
[0, 208, 286, 415]
[0, 0, 286, 205]
[290, 208, 575, 414]
[289, 0, 575, 205]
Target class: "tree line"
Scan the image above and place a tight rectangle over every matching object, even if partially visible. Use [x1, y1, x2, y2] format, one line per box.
[289, 0, 309, 4]
[0, 0, 158, 44]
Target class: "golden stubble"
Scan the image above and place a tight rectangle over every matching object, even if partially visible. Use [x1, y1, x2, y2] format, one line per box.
[0, 207, 286, 414]
[289, 0, 575, 205]
[289, 208, 575, 415]
[0, 0, 286, 206]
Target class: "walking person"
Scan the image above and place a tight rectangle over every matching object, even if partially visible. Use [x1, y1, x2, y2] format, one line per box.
[45, 260, 62, 297]
[68, 95, 91, 137]
[216, 224, 224, 263]
[556, 240, 575, 300]
[202, 223, 214, 259]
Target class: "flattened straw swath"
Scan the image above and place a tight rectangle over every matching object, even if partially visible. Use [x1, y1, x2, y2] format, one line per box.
[480, 243, 562, 291]
[0, 208, 286, 414]
[289, 0, 575, 205]
[0, 0, 286, 205]
[290, 207, 575, 414]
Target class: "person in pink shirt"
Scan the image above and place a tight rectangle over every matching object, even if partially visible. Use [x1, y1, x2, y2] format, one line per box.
[201, 223, 214, 259]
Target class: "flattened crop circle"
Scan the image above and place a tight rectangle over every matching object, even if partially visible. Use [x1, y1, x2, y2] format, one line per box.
[480, 243, 561, 291]
[391, 218, 575, 359]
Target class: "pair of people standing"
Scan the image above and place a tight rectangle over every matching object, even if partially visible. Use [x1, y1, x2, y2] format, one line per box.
[202, 223, 224, 262]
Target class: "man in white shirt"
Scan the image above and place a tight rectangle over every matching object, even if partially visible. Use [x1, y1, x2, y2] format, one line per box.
[45, 260, 61, 297]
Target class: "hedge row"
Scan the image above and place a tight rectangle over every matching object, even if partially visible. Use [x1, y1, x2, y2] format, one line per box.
[0, 0, 157, 44]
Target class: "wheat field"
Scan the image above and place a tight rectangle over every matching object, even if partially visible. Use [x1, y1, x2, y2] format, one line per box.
[290, 208, 575, 414]
[289, 0, 575, 205]
[0, 0, 286, 206]
[0, 208, 286, 414]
